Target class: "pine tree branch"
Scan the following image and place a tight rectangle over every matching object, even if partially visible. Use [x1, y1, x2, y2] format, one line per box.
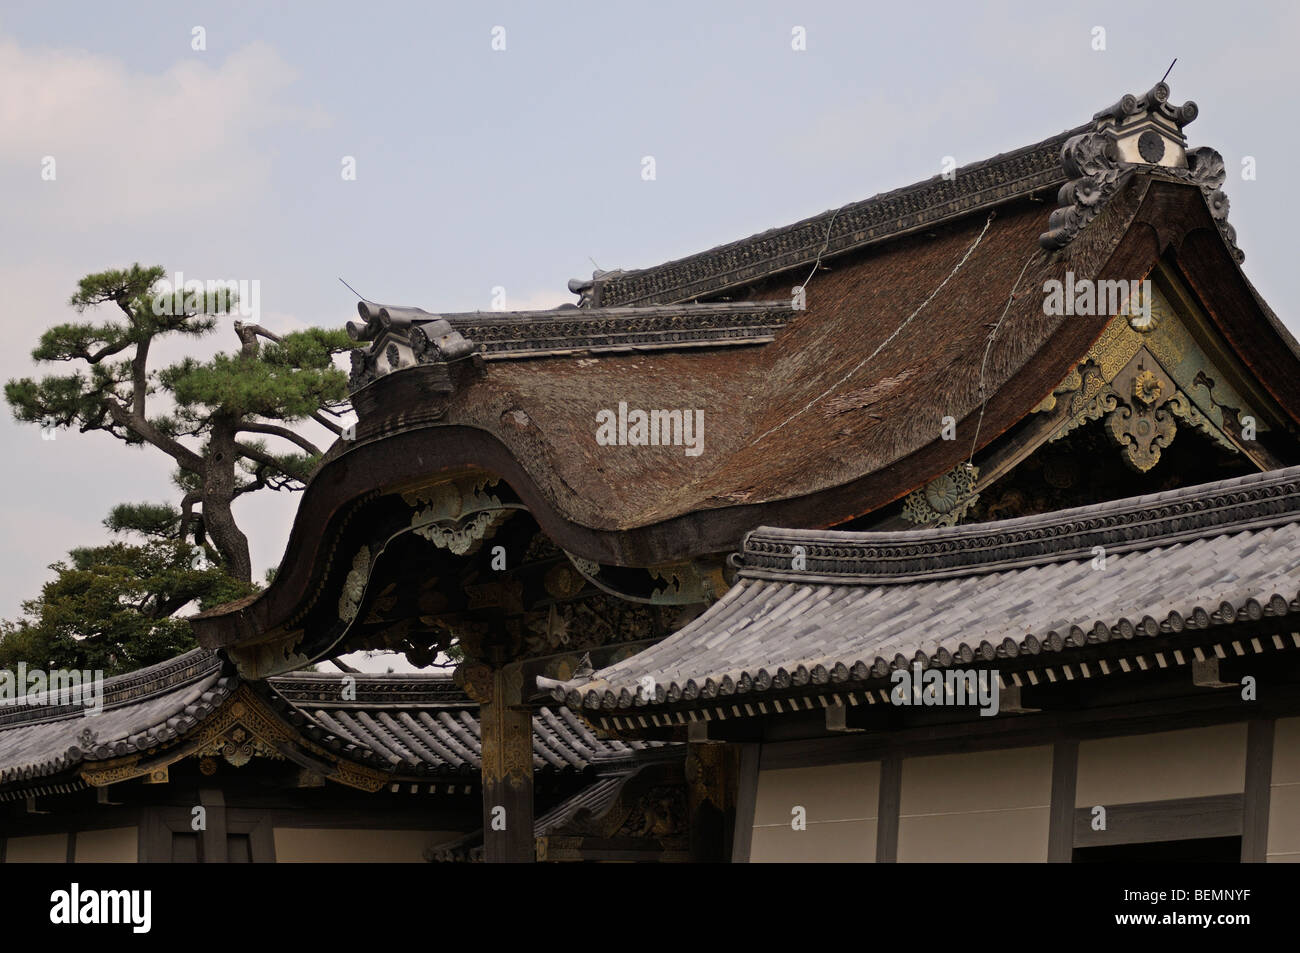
[232, 441, 310, 482]
[106, 401, 205, 472]
[234, 422, 322, 456]
[311, 411, 343, 435]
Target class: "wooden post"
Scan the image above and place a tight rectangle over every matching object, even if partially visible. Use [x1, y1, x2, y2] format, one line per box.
[875, 753, 902, 863]
[686, 742, 738, 862]
[479, 665, 534, 863]
[1047, 740, 1079, 862]
[1241, 719, 1274, 863]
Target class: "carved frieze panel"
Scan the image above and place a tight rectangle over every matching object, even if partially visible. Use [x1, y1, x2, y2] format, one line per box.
[195, 724, 284, 768]
[407, 478, 514, 556]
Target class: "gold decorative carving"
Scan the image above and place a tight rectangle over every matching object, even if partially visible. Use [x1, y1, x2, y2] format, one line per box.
[1088, 318, 1143, 383]
[456, 661, 494, 704]
[331, 760, 388, 793]
[407, 477, 513, 556]
[616, 786, 686, 837]
[901, 463, 980, 527]
[1104, 396, 1177, 472]
[195, 723, 284, 768]
[473, 663, 533, 789]
[78, 683, 396, 794]
[1133, 370, 1163, 405]
[1167, 391, 1239, 455]
[338, 545, 371, 623]
[543, 564, 585, 600]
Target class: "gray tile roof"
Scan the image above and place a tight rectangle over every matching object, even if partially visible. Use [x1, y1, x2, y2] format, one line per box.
[555, 465, 1300, 715]
[0, 654, 656, 794]
[0, 650, 232, 791]
[266, 681, 657, 776]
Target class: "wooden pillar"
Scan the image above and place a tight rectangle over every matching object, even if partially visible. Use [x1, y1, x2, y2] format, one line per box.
[1241, 719, 1274, 863]
[730, 744, 760, 863]
[686, 742, 738, 862]
[1047, 740, 1079, 863]
[478, 664, 534, 863]
[875, 753, 902, 863]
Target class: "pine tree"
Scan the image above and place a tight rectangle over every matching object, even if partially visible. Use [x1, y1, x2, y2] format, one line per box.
[5, 264, 354, 584]
[0, 504, 258, 674]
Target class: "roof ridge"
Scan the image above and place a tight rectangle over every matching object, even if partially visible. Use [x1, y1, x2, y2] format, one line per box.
[586, 123, 1089, 308]
[268, 670, 470, 707]
[0, 649, 221, 728]
[739, 464, 1300, 583]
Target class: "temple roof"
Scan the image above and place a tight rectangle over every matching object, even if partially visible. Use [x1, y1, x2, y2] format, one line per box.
[193, 83, 1300, 655]
[0, 651, 231, 792]
[553, 464, 1300, 720]
[0, 650, 654, 798]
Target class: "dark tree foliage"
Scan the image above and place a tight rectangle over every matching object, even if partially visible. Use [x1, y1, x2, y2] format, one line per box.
[0, 505, 258, 675]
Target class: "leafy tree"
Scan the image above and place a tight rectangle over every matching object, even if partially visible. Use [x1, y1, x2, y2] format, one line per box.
[5, 264, 354, 584]
[0, 504, 258, 675]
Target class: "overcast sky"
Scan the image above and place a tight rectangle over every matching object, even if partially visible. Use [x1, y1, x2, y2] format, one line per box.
[2, 1, 1298, 671]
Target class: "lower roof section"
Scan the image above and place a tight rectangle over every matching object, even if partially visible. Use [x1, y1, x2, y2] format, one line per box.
[555, 464, 1300, 717]
[0, 650, 658, 798]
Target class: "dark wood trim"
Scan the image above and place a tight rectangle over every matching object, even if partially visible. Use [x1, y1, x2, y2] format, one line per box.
[227, 809, 276, 862]
[758, 682, 1300, 771]
[875, 754, 902, 863]
[1072, 793, 1243, 848]
[141, 805, 204, 862]
[138, 806, 165, 863]
[136, 810, 152, 863]
[1241, 719, 1275, 863]
[1048, 740, 1079, 863]
[729, 744, 760, 863]
[199, 788, 227, 864]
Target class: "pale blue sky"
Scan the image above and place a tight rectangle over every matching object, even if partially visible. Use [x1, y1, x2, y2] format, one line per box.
[2, 1, 1298, 668]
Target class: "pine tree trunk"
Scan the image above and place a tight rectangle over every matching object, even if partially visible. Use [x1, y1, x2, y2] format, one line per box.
[203, 417, 252, 584]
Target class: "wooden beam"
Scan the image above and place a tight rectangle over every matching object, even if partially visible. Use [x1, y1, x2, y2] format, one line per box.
[1072, 793, 1243, 848]
[759, 678, 1300, 770]
[730, 744, 760, 863]
[1241, 719, 1275, 862]
[875, 754, 902, 863]
[1048, 740, 1079, 862]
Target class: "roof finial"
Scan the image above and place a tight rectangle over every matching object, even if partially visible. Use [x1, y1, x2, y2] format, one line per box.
[1160, 58, 1177, 85]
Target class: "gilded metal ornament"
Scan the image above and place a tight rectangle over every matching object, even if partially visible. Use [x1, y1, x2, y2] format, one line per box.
[901, 463, 981, 527]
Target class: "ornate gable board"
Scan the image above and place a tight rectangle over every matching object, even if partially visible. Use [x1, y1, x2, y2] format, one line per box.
[901, 264, 1285, 528]
[79, 684, 390, 792]
[1040, 82, 1242, 262]
[1035, 272, 1280, 473]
